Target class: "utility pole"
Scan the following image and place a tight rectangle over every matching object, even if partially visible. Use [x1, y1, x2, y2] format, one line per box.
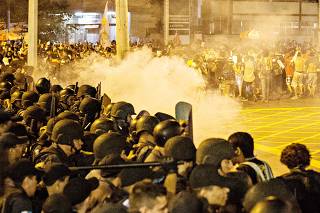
[299, 0, 302, 31]
[27, 0, 38, 67]
[7, 0, 11, 32]
[164, 0, 169, 45]
[227, 0, 233, 34]
[116, 0, 129, 60]
[318, 0, 320, 46]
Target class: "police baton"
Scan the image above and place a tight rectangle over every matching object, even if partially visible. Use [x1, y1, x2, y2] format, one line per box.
[68, 160, 185, 171]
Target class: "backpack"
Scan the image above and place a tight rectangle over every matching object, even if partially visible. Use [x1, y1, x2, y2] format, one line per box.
[241, 160, 274, 182]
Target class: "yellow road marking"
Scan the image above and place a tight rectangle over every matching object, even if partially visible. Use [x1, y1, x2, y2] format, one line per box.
[242, 110, 302, 123]
[275, 132, 320, 149]
[242, 106, 320, 112]
[249, 112, 320, 132]
[255, 121, 320, 142]
[239, 107, 320, 169]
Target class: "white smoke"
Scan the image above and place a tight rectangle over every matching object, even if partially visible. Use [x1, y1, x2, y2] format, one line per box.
[40, 48, 242, 146]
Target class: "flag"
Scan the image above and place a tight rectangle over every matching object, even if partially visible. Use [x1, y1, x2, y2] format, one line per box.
[100, 0, 110, 48]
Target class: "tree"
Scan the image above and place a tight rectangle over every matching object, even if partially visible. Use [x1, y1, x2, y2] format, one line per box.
[0, 0, 71, 41]
[0, 0, 31, 24]
[38, 0, 72, 41]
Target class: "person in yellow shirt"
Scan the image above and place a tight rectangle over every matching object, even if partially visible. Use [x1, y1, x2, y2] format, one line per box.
[291, 51, 306, 99]
[243, 56, 256, 100]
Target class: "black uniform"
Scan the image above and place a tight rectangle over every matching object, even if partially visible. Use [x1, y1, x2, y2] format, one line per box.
[279, 169, 320, 213]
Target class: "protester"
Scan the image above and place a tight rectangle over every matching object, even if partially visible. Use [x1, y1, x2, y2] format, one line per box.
[2, 159, 39, 213]
[1, 37, 320, 213]
[228, 132, 273, 184]
[279, 143, 320, 213]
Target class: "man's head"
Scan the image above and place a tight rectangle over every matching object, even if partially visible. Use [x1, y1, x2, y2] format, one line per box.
[111, 101, 136, 135]
[164, 136, 196, 176]
[63, 177, 99, 210]
[135, 115, 160, 139]
[79, 97, 101, 117]
[3, 122, 29, 142]
[93, 132, 126, 163]
[90, 118, 114, 136]
[228, 132, 254, 163]
[153, 120, 182, 147]
[164, 136, 196, 161]
[77, 84, 97, 99]
[59, 88, 75, 106]
[250, 196, 294, 213]
[10, 90, 23, 108]
[129, 181, 167, 213]
[189, 165, 230, 207]
[35, 77, 51, 94]
[280, 143, 310, 169]
[116, 167, 156, 189]
[168, 191, 203, 213]
[0, 132, 27, 164]
[43, 164, 71, 195]
[8, 159, 38, 197]
[21, 91, 39, 109]
[196, 138, 235, 175]
[51, 119, 84, 156]
[243, 179, 299, 213]
[23, 105, 46, 131]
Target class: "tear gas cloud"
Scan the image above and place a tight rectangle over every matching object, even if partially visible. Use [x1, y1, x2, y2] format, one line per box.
[36, 48, 242, 146]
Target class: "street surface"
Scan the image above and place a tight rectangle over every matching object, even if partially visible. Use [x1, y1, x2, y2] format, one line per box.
[235, 98, 320, 176]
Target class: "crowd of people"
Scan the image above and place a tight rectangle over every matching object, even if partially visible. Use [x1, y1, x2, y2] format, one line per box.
[186, 40, 320, 102]
[3, 38, 320, 103]
[0, 39, 320, 213]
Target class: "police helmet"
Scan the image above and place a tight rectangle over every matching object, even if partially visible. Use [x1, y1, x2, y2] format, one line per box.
[90, 118, 114, 135]
[35, 78, 51, 94]
[153, 119, 182, 147]
[111, 101, 135, 120]
[51, 119, 83, 145]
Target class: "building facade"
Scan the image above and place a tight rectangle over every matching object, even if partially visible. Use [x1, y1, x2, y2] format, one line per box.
[202, 0, 319, 40]
[65, 0, 163, 43]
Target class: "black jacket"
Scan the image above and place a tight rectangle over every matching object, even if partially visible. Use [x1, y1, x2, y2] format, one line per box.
[280, 169, 320, 213]
[2, 189, 33, 213]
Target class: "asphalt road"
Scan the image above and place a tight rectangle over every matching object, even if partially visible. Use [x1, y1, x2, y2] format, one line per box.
[236, 98, 320, 176]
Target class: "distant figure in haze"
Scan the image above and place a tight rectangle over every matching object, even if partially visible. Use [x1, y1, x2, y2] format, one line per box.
[305, 52, 319, 97]
[173, 31, 181, 47]
[290, 49, 306, 99]
[259, 51, 273, 102]
[243, 56, 256, 100]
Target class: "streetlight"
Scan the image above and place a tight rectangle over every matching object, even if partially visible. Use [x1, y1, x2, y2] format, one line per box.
[7, 0, 11, 32]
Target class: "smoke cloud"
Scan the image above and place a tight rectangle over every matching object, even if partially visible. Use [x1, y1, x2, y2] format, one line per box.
[36, 48, 242, 146]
